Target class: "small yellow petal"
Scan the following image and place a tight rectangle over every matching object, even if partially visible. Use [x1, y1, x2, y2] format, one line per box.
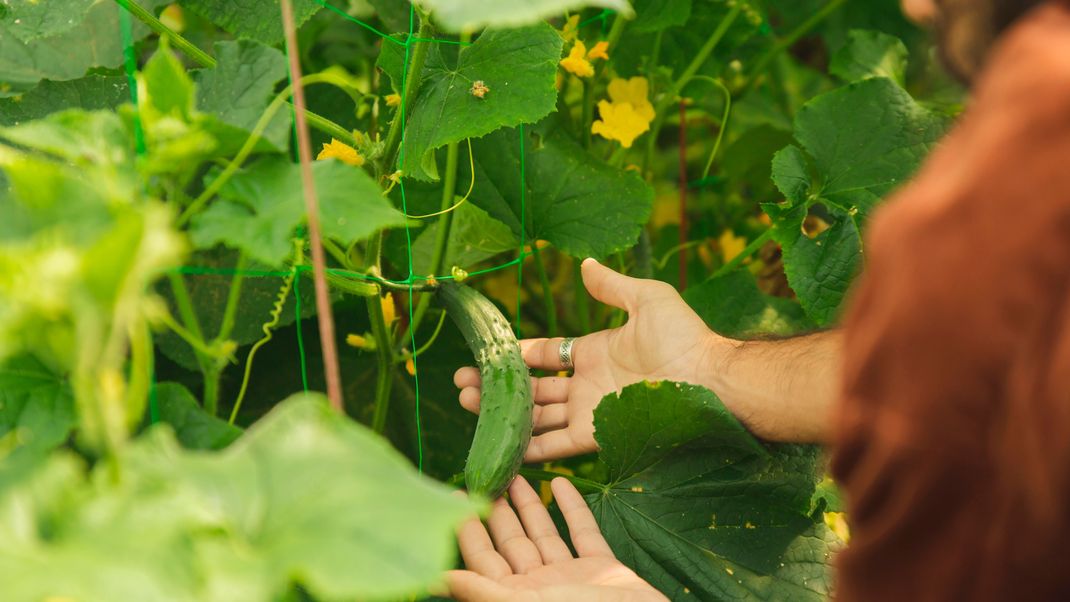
[560, 41, 594, 78]
[591, 100, 650, 148]
[346, 333, 366, 347]
[316, 138, 365, 167]
[607, 77, 655, 123]
[380, 293, 396, 325]
[405, 357, 416, 376]
[587, 41, 609, 61]
[385, 93, 401, 107]
[159, 4, 185, 32]
[559, 14, 580, 43]
[719, 230, 747, 263]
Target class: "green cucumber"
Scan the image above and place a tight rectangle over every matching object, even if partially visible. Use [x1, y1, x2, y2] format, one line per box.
[438, 281, 533, 499]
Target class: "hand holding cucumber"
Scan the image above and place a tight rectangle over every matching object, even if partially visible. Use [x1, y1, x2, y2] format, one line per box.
[454, 258, 724, 462]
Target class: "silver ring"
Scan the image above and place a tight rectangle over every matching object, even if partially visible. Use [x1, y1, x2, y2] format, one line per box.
[558, 337, 576, 370]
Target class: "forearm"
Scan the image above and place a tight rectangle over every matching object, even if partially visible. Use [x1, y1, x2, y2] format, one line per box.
[700, 330, 842, 444]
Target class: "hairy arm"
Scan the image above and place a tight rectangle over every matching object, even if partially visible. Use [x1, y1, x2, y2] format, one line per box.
[702, 330, 842, 444]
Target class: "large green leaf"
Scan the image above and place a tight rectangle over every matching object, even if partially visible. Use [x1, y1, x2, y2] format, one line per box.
[587, 381, 839, 601]
[829, 29, 908, 86]
[0, 355, 75, 457]
[767, 77, 948, 325]
[409, 202, 518, 275]
[151, 382, 242, 450]
[419, 0, 632, 33]
[0, 0, 96, 42]
[631, 0, 692, 32]
[180, 0, 321, 44]
[0, 0, 166, 96]
[190, 158, 412, 266]
[683, 269, 813, 338]
[464, 122, 653, 259]
[0, 76, 130, 127]
[194, 40, 291, 151]
[0, 394, 477, 602]
[399, 24, 562, 181]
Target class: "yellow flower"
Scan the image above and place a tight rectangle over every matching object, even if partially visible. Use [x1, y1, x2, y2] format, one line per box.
[405, 357, 416, 376]
[606, 77, 655, 122]
[587, 41, 609, 61]
[560, 41, 594, 78]
[159, 4, 185, 32]
[591, 100, 649, 148]
[385, 93, 401, 107]
[317, 138, 364, 167]
[380, 293, 396, 325]
[719, 230, 747, 263]
[559, 14, 580, 43]
[345, 333, 377, 351]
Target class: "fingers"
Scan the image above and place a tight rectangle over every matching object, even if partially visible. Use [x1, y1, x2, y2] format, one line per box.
[520, 337, 585, 371]
[551, 477, 616, 559]
[454, 366, 480, 388]
[459, 374, 570, 411]
[580, 257, 674, 312]
[508, 478, 573, 564]
[525, 428, 596, 463]
[446, 570, 513, 602]
[455, 496, 513, 580]
[487, 497, 543, 574]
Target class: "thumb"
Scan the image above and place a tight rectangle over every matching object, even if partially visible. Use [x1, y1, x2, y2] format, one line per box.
[580, 257, 666, 312]
[446, 570, 513, 602]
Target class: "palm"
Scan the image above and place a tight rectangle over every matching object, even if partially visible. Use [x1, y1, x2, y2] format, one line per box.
[493, 558, 667, 601]
[455, 259, 717, 461]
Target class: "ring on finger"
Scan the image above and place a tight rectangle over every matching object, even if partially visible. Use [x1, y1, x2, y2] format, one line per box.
[558, 337, 576, 370]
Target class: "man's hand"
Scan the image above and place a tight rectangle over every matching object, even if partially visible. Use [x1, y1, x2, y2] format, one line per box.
[454, 258, 725, 462]
[446, 477, 667, 602]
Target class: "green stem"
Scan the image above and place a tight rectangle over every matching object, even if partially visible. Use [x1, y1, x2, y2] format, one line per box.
[203, 368, 221, 416]
[573, 257, 591, 334]
[114, 0, 214, 67]
[581, 79, 595, 149]
[657, 6, 741, 113]
[409, 310, 447, 359]
[379, 16, 434, 176]
[741, 0, 847, 96]
[115, 0, 357, 148]
[518, 468, 605, 494]
[215, 253, 246, 343]
[158, 311, 219, 358]
[367, 294, 396, 434]
[530, 243, 557, 337]
[711, 228, 775, 278]
[689, 75, 732, 179]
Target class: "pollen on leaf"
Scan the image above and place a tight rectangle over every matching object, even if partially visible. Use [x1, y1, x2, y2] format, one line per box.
[560, 41, 594, 78]
[470, 80, 489, 99]
[317, 138, 365, 167]
[587, 41, 609, 61]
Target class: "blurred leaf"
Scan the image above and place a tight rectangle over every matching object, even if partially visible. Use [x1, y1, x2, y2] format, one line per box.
[194, 40, 290, 151]
[0, 76, 130, 127]
[400, 24, 562, 181]
[409, 202, 518, 274]
[151, 382, 242, 450]
[588, 381, 839, 601]
[0, 394, 476, 602]
[683, 269, 813, 338]
[0, 0, 96, 42]
[465, 121, 653, 259]
[190, 158, 411, 266]
[0, 355, 74, 457]
[181, 0, 321, 44]
[631, 0, 691, 32]
[830, 29, 908, 86]
[418, 0, 631, 33]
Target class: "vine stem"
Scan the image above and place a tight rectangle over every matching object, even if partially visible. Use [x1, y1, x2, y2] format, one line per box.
[281, 0, 343, 411]
[711, 228, 775, 278]
[378, 15, 434, 176]
[740, 0, 847, 96]
[114, 0, 356, 147]
[530, 242, 558, 337]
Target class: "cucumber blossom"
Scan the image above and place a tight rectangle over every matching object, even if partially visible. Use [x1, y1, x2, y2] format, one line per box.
[438, 281, 533, 499]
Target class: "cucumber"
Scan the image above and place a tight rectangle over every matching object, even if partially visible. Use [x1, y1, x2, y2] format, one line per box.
[438, 281, 533, 499]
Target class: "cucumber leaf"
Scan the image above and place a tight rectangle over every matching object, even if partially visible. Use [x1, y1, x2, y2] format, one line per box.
[587, 381, 840, 601]
[683, 269, 813, 338]
[0, 76, 130, 126]
[0, 355, 75, 458]
[398, 24, 562, 181]
[0, 394, 477, 602]
[190, 158, 412, 266]
[150, 382, 242, 450]
[409, 202, 518, 275]
[829, 29, 909, 86]
[767, 77, 948, 325]
[463, 122, 653, 259]
[180, 0, 321, 45]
